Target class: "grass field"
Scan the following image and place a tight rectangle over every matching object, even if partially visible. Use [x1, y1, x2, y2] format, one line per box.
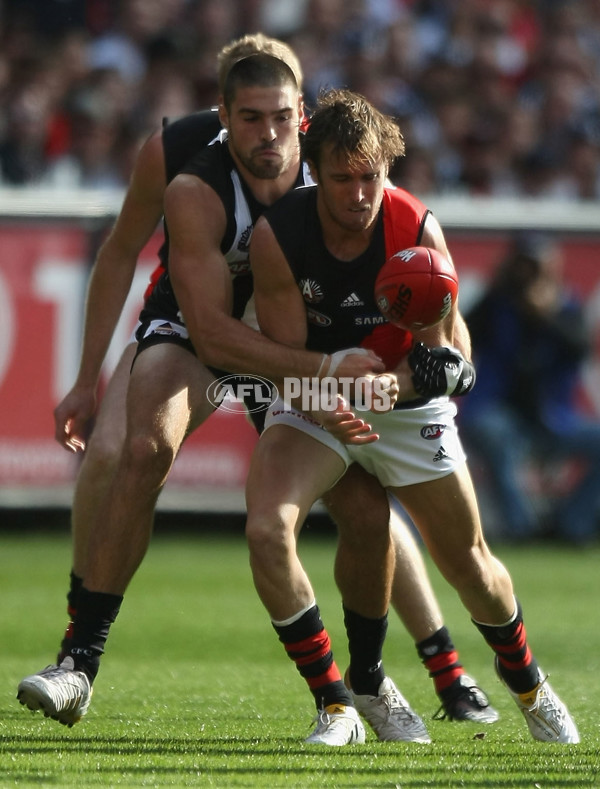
[1, 528, 599, 788]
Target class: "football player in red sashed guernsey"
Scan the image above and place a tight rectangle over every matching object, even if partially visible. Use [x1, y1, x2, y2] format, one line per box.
[246, 87, 579, 745]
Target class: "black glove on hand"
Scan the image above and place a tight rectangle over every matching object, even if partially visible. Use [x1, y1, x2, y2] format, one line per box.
[408, 342, 476, 398]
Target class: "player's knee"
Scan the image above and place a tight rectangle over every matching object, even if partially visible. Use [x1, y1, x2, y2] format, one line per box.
[442, 544, 498, 593]
[84, 432, 123, 479]
[246, 511, 293, 563]
[121, 431, 178, 479]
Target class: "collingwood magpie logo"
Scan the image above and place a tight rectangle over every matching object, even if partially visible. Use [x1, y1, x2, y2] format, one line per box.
[299, 278, 324, 303]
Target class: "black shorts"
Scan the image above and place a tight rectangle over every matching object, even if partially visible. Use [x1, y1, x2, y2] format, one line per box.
[133, 317, 271, 434]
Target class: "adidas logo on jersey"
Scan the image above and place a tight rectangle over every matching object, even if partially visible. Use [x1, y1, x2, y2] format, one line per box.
[341, 292, 364, 307]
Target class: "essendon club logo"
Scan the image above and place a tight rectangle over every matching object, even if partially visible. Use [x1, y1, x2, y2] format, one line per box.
[299, 278, 324, 304]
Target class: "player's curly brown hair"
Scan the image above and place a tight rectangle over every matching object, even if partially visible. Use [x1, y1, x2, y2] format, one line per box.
[303, 88, 405, 173]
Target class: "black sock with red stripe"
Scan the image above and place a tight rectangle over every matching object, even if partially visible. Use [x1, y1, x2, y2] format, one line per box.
[343, 606, 387, 696]
[58, 571, 83, 663]
[472, 599, 540, 694]
[416, 626, 464, 695]
[272, 604, 352, 710]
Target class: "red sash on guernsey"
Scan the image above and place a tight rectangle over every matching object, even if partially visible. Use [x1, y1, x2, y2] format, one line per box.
[360, 187, 428, 370]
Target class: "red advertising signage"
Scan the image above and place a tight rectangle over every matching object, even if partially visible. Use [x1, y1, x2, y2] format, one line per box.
[0, 222, 598, 494]
[0, 225, 257, 492]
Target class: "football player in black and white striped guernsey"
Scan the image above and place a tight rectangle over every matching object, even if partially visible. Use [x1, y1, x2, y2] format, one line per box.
[19, 38, 497, 745]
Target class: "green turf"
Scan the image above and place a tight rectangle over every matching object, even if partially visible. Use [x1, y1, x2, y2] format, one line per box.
[1, 530, 599, 788]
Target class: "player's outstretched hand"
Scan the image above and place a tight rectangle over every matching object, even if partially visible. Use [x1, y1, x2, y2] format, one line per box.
[54, 385, 96, 453]
[315, 395, 380, 445]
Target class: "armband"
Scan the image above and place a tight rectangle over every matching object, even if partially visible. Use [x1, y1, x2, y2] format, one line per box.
[408, 342, 476, 398]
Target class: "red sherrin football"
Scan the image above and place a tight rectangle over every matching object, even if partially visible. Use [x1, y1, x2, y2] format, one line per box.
[374, 246, 458, 330]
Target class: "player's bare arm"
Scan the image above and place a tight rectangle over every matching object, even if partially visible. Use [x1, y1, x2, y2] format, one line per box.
[251, 216, 384, 444]
[167, 185, 383, 383]
[54, 130, 167, 452]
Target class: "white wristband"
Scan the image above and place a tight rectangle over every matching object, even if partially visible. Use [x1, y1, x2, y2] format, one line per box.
[316, 353, 328, 378]
[325, 347, 370, 378]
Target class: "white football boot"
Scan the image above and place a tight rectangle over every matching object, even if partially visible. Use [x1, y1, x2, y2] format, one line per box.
[496, 660, 579, 743]
[305, 703, 366, 746]
[350, 676, 431, 743]
[17, 656, 92, 727]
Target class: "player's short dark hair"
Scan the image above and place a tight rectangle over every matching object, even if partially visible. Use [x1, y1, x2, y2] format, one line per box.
[303, 88, 405, 173]
[222, 53, 299, 110]
[217, 33, 303, 94]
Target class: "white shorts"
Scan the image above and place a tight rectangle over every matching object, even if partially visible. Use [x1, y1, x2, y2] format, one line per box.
[263, 397, 466, 488]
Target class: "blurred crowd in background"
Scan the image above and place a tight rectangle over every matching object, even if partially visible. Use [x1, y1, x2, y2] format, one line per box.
[1, 0, 598, 543]
[0, 0, 599, 197]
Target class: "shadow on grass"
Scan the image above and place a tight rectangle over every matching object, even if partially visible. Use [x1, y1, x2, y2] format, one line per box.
[1, 734, 597, 788]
